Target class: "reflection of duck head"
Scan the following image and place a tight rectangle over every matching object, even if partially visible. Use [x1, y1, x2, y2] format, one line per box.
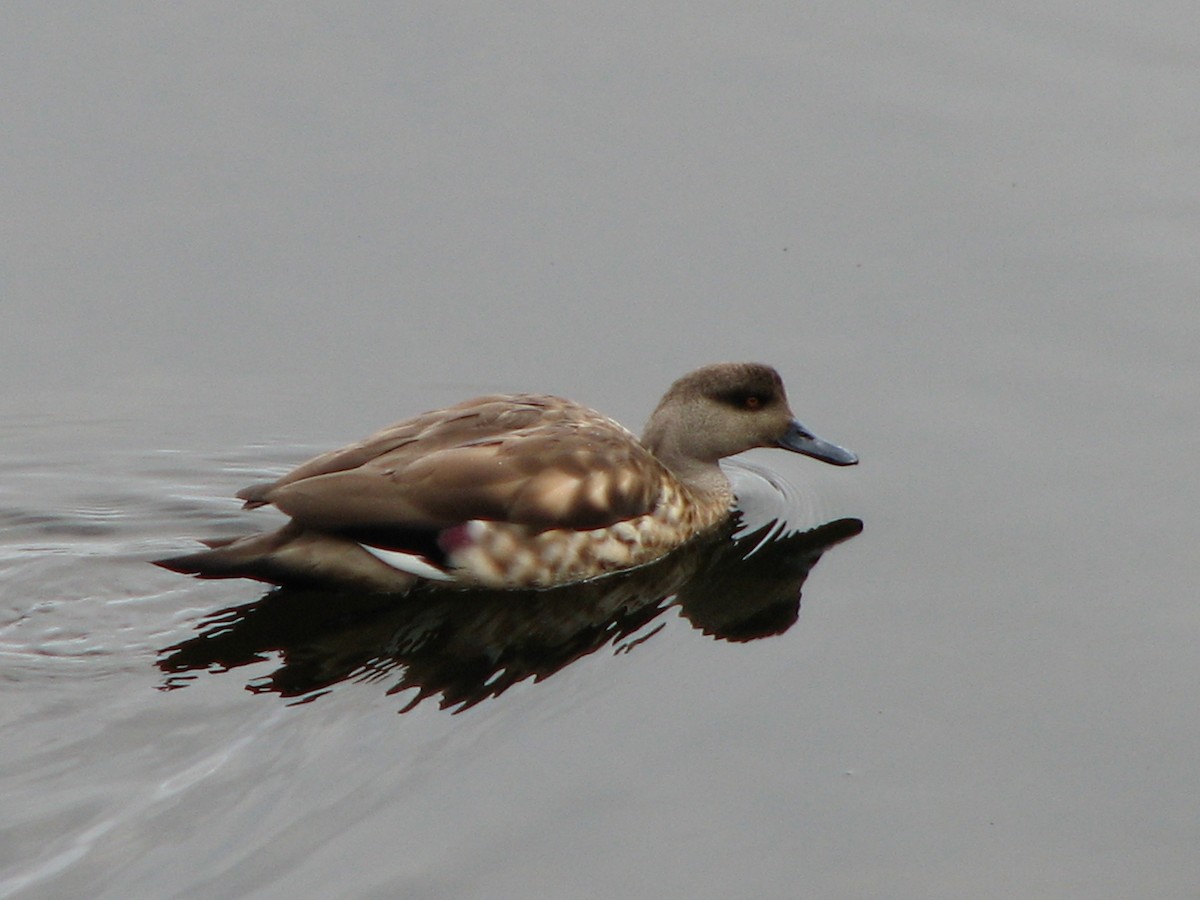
[675, 518, 862, 641]
[158, 516, 862, 712]
[156, 363, 857, 592]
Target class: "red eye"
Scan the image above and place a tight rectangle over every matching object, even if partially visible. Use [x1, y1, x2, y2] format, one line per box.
[744, 395, 762, 410]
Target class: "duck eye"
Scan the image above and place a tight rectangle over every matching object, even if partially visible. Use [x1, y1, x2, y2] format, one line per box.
[743, 394, 763, 410]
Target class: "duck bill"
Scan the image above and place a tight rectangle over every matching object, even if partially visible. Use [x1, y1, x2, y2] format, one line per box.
[778, 419, 859, 466]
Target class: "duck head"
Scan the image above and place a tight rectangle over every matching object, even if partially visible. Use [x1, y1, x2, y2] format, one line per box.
[642, 362, 858, 469]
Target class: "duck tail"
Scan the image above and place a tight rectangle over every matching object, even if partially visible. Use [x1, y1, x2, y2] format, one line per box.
[154, 524, 301, 582]
[153, 523, 419, 593]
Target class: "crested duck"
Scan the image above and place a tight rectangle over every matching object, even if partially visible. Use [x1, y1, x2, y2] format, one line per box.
[156, 362, 857, 591]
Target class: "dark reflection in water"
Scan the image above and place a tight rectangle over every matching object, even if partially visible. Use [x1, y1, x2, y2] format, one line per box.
[158, 517, 861, 712]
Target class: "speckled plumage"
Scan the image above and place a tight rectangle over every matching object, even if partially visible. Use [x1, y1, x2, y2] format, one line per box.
[441, 476, 724, 588]
[156, 363, 857, 591]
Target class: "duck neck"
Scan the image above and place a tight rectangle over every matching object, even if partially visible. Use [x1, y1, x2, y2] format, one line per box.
[677, 461, 735, 508]
[646, 439, 734, 506]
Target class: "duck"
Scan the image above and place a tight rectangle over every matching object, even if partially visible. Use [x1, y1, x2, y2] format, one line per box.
[155, 362, 857, 592]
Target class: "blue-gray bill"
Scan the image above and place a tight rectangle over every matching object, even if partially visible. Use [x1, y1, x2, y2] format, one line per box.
[778, 419, 859, 466]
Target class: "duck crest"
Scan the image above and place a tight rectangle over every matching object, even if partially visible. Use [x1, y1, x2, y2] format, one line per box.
[156, 363, 857, 591]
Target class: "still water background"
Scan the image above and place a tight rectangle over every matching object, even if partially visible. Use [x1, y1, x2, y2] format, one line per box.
[2, 4, 1197, 898]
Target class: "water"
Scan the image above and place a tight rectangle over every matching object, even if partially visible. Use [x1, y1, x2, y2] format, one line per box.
[3, 5, 1198, 898]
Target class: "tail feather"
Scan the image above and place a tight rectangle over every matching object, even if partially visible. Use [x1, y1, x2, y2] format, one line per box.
[154, 523, 419, 593]
[235, 481, 276, 509]
[155, 527, 294, 581]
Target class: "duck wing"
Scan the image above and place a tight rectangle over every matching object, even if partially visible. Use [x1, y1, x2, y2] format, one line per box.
[236, 395, 664, 533]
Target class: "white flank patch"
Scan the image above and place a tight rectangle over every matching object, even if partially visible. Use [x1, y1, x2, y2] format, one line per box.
[358, 544, 454, 581]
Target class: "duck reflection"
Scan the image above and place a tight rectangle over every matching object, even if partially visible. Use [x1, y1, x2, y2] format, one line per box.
[158, 516, 861, 712]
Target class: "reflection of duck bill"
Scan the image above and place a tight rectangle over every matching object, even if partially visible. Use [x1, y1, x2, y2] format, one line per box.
[159, 516, 862, 713]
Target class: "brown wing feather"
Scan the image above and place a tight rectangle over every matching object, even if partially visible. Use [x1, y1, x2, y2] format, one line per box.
[237, 395, 545, 507]
[239, 395, 664, 532]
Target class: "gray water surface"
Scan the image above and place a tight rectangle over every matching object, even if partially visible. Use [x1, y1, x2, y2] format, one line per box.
[2, 5, 1198, 898]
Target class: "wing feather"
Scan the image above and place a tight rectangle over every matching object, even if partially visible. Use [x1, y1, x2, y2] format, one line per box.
[239, 395, 664, 532]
